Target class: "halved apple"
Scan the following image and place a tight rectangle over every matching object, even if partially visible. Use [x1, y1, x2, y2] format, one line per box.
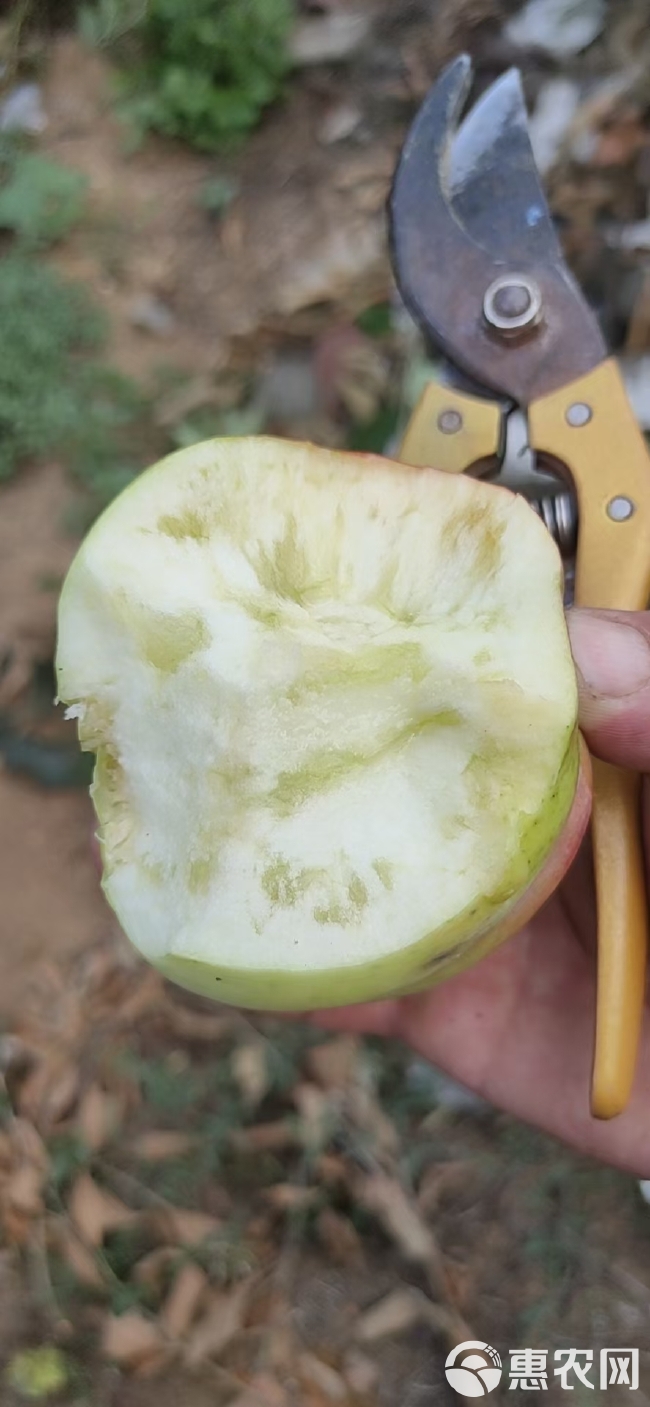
[56, 437, 587, 1010]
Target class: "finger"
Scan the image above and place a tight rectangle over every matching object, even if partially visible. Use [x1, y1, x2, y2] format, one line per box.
[310, 904, 650, 1174]
[568, 608, 650, 770]
[395, 913, 650, 1177]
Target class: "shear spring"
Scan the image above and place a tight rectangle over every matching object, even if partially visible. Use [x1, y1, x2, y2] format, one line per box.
[530, 490, 578, 557]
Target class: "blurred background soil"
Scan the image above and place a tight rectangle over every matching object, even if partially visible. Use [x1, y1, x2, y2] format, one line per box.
[4, 1, 650, 1403]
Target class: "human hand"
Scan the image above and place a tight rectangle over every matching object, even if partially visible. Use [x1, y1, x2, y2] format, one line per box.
[303, 609, 650, 1176]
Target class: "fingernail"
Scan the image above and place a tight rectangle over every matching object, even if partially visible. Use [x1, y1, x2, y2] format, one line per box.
[568, 611, 650, 698]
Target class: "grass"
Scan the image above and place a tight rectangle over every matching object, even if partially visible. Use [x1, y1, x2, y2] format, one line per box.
[0, 137, 159, 514]
[0, 136, 88, 248]
[47, 1133, 93, 1197]
[0, 254, 150, 508]
[79, 0, 296, 152]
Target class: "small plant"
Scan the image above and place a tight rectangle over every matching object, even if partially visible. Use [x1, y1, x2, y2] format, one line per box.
[6, 1347, 71, 1401]
[78, 0, 148, 48]
[198, 173, 239, 217]
[0, 138, 88, 248]
[0, 255, 146, 507]
[79, 0, 296, 151]
[0, 255, 102, 481]
[47, 1132, 92, 1196]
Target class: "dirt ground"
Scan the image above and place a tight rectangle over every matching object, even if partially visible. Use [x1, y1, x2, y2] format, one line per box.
[0, 460, 112, 1016]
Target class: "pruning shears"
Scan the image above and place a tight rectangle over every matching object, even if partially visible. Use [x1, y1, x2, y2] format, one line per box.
[389, 55, 650, 1120]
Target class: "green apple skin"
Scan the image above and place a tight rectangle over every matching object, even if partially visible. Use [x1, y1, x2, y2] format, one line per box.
[155, 738, 590, 1013]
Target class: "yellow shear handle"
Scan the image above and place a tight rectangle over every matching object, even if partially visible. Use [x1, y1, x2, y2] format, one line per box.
[398, 380, 501, 475]
[530, 359, 650, 1119]
[401, 365, 650, 1119]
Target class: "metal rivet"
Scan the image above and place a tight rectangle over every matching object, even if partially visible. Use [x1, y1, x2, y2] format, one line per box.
[492, 284, 532, 319]
[483, 274, 542, 333]
[438, 409, 463, 434]
[565, 402, 592, 427]
[607, 495, 635, 521]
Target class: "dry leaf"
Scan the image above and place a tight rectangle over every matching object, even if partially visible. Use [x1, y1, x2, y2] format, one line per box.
[299, 1352, 348, 1402]
[345, 1086, 398, 1159]
[416, 1160, 480, 1216]
[68, 1172, 137, 1247]
[1, 1119, 49, 1241]
[264, 1317, 295, 1373]
[129, 1130, 197, 1162]
[9, 1117, 49, 1172]
[593, 111, 648, 167]
[54, 1221, 105, 1290]
[116, 969, 165, 1025]
[154, 372, 216, 428]
[293, 1082, 333, 1148]
[419, 1300, 475, 1353]
[162, 1003, 234, 1043]
[102, 1309, 166, 1372]
[263, 1184, 319, 1213]
[228, 1375, 288, 1407]
[184, 1277, 254, 1367]
[230, 1120, 299, 1155]
[317, 1208, 363, 1267]
[354, 1287, 428, 1342]
[150, 1208, 221, 1247]
[307, 1037, 359, 1090]
[160, 1262, 208, 1339]
[132, 1246, 180, 1290]
[335, 340, 389, 422]
[625, 268, 650, 355]
[342, 1349, 379, 1396]
[314, 1154, 350, 1188]
[231, 1042, 269, 1108]
[0, 1130, 13, 1171]
[76, 1084, 122, 1152]
[5, 1162, 46, 1217]
[355, 1174, 445, 1297]
[18, 1056, 80, 1129]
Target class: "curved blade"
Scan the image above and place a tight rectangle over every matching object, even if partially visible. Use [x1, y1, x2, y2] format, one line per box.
[389, 56, 606, 405]
[450, 68, 562, 264]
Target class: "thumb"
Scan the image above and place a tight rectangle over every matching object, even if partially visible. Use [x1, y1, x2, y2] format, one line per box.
[567, 608, 650, 771]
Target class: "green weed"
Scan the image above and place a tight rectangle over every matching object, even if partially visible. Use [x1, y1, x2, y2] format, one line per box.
[199, 174, 239, 217]
[78, 0, 147, 47]
[46, 1132, 92, 1197]
[102, 1224, 157, 1282]
[80, 0, 296, 152]
[356, 303, 393, 338]
[0, 255, 150, 506]
[170, 398, 266, 451]
[192, 1221, 256, 1284]
[0, 137, 88, 248]
[119, 1051, 209, 1118]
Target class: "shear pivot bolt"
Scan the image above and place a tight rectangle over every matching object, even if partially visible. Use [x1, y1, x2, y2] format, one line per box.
[483, 274, 542, 334]
[493, 284, 531, 319]
[438, 409, 463, 434]
[607, 496, 635, 521]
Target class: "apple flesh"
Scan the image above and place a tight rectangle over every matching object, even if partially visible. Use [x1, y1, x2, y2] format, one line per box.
[56, 436, 586, 1010]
